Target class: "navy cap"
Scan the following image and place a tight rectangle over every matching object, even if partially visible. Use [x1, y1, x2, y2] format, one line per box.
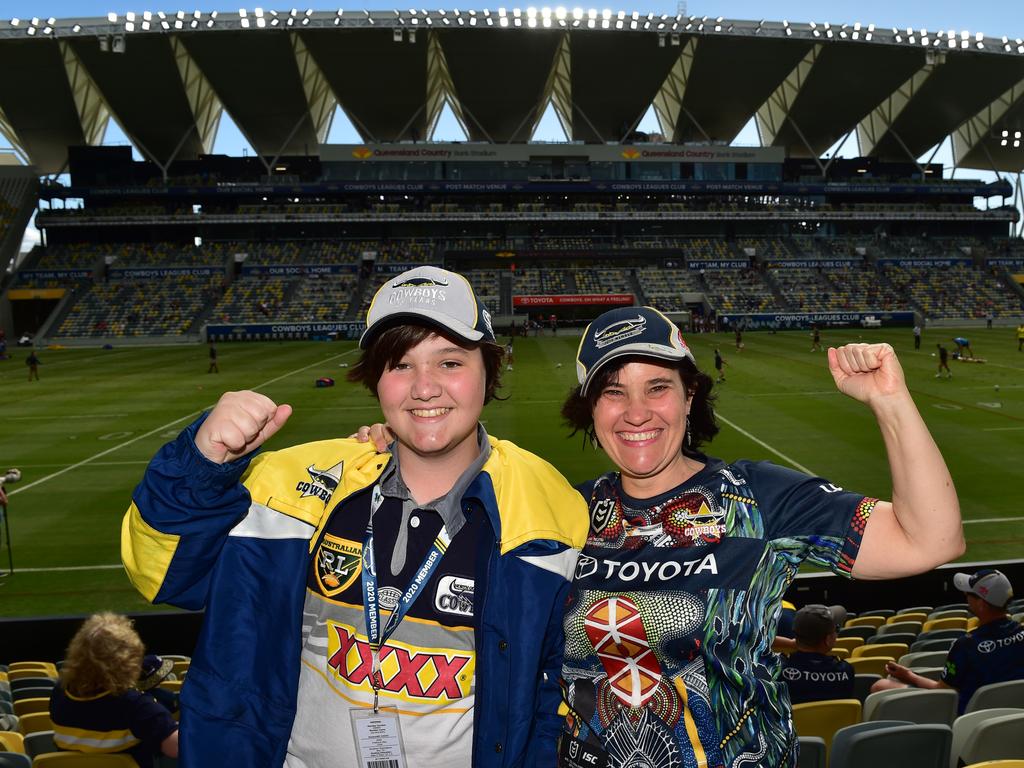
[576, 307, 696, 396]
[360, 266, 496, 349]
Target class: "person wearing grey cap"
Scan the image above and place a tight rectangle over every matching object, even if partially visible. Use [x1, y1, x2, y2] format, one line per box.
[554, 306, 962, 768]
[779, 605, 855, 704]
[122, 266, 589, 767]
[872, 569, 1024, 714]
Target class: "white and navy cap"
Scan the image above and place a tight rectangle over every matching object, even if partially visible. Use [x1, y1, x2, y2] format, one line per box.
[576, 306, 696, 396]
[954, 569, 1014, 608]
[360, 266, 496, 349]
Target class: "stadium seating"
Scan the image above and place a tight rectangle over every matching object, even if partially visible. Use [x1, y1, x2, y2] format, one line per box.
[33, 755, 138, 767]
[797, 736, 826, 768]
[23, 730, 56, 758]
[0, 732, 24, 753]
[963, 680, 1024, 714]
[951, 709, 1024, 768]
[862, 688, 958, 725]
[790, 699, 861, 753]
[955, 711, 1024, 767]
[829, 722, 952, 768]
[849, 657, 894, 676]
[17, 712, 52, 736]
[0, 753, 31, 768]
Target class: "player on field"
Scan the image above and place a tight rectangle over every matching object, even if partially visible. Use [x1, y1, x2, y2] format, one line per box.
[936, 343, 952, 378]
[122, 266, 589, 767]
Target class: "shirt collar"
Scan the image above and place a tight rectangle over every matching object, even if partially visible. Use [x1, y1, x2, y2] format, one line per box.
[379, 424, 491, 537]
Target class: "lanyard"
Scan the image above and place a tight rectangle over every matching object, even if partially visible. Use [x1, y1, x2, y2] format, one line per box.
[360, 483, 452, 712]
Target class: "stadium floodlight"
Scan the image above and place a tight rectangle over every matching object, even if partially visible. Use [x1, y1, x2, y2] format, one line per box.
[72, 23, 81, 31]
[526, 5, 535, 16]
[513, 7, 521, 16]
[161, 19, 170, 28]
[254, 7, 263, 16]
[126, 11, 135, 20]
[125, 21, 134, 30]
[26, 25, 35, 34]
[107, 12, 117, 22]
[175, 19, 183, 28]
[241, 17, 250, 26]
[42, 25, 52, 34]
[9, 17, 19, 25]
[336, 8, 343, 15]
[615, 19, 622, 28]
[572, 5, 582, 17]
[555, 6, 566, 19]
[238, 8, 246, 15]
[256, 17, 265, 26]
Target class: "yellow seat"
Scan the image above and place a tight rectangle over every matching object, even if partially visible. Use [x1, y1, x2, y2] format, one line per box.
[33, 756, 139, 767]
[962, 762, 1024, 768]
[0, 730, 25, 753]
[11, 697, 50, 718]
[850, 643, 909, 660]
[170, 661, 190, 677]
[833, 637, 865, 652]
[829, 647, 850, 660]
[6, 663, 57, 677]
[845, 616, 886, 629]
[791, 699, 862, 754]
[922, 617, 969, 632]
[159, 679, 183, 692]
[967, 617, 979, 631]
[18, 711, 53, 735]
[6, 668, 55, 682]
[887, 612, 927, 624]
[848, 657, 894, 676]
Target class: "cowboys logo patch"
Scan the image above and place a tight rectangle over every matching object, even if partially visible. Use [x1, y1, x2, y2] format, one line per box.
[593, 315, 646, 349]
[296, 460, 343, 507]
[315, 534, 362, 597]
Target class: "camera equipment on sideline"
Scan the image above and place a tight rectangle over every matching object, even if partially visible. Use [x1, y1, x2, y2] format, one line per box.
[0, 468, 21, 576]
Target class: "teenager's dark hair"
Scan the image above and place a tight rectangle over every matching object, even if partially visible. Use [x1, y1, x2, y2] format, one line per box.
[560, 356, 718, 451]
[347, 323, 504, 403]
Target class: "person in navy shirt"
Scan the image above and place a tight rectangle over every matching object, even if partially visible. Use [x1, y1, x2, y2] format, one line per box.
[50, 613, 178, 768]
[873, 569, 1024, 713]
[781, 604, 855, 704]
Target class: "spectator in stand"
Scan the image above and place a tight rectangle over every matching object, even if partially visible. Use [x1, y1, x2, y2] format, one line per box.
[50, 613, 179, 767]
[936, 344, 952, 378]
[780, 605, 855, 704]
[871, 569, 1024, 714]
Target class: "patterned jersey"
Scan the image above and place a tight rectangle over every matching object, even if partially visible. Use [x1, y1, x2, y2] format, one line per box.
[942, 618, 1024, 714]
[286, 484, 483, 768]
[559, 456, 874, 768]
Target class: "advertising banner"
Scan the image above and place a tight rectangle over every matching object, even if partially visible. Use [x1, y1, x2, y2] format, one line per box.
[206, 321, 364, 341]
[513, 294, 634, 307]
[108, 267, 218, 278]
[717, 311, 915, 330]
[241, 264, 359, 276]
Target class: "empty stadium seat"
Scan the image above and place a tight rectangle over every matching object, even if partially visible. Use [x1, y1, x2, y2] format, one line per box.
[16, 712, 52, 736]
[834, 637, 866, 653]
[955, 711, 1024, 766]
[23, 731, 57, 759]
[32, 755, 139, 767]
[0, 753, 31, 768]
[852, 643, 909, 660]
[950, 709, 1024, 768]
[10, 699, 48, 719]
[790, 699, 862, 753]
[847, 616, 887, 629]
[863, 688, 958, 725]
[964, 680, 1024, 714]
[797, 736, 826, 768]
[849, 657, 894, 676]
[888, 613, 927, 625]
[868, 633, 918, 647]
[0, 732, 24, 753]
[923, 618, 969, 633]
[961, 761, 1024, 768]
[840, 626, 878, 642]
[879, 621, 924, 635]
[911, 638, 958, 654]
[11, 689, 53, 703]
[7, 680, 53, 694]
[899, 651, 949, 668]
[829, 723, 952, 768]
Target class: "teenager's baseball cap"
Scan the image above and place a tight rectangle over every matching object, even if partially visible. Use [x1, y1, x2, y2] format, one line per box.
[576, 306, 696, 395]
[137, 655, 175, 691]
[793, 604, 848, 645]
[360, 266, 496, 349]
[954, 569, 1013, 608]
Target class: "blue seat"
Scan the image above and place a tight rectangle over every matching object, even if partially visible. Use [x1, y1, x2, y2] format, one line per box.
[0, 753, 32, 768]
[796, 736, 826, 768]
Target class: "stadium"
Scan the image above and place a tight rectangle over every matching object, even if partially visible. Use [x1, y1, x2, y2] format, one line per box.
[0, 4, 1023, 765]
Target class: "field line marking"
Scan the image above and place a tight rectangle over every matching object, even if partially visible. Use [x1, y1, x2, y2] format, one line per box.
[9, 414, 125, 421]
[982, 426, 1024, 432]
[11, 461, 151, 468]
[7, 349, 357, 497]
[716, 413, 815, 475]
[962, 516, 1024, 525]
[9, 564, 126, 574]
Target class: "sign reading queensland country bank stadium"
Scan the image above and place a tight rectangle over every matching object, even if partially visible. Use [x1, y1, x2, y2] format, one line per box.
[321, 143, 786, 164]
[513, 294, 634, 307]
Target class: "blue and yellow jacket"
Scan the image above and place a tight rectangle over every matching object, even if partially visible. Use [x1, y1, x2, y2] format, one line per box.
[122, 416, 588, 767]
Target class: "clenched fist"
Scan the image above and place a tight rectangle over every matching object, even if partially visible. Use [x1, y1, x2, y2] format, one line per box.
[827, 343, 907, 406]
[194, 390, 292, 464]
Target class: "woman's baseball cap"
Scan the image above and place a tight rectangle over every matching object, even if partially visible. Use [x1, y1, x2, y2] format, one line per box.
[360, 266, 496, 349]
[575, 306, 696, 396]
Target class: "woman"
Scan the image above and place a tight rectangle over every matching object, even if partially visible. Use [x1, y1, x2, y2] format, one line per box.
[50, 612, 178, 767]
[556, 306, 962, 768]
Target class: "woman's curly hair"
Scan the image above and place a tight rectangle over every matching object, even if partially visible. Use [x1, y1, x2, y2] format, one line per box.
[61, 612, 145, 697]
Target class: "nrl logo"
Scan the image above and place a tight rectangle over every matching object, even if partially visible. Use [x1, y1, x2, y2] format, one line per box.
[296, 460, 343, 507]
[591, 499, 616, 535]
[593, 315, 646, 349]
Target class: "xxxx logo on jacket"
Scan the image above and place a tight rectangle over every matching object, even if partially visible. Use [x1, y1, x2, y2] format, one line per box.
[315, 535, 362, 596]
[326, 621, 475, 704]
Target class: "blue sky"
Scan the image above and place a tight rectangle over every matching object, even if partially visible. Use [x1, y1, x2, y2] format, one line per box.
[7, 1, 1023, 249]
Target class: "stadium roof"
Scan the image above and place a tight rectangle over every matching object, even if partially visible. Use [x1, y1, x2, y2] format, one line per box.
[1, 10, 1023, 175]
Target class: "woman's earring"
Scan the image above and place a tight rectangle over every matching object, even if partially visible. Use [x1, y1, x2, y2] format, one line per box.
[685, 415, 692, 447]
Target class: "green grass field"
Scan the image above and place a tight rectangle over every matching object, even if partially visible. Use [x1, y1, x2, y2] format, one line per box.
[2, 327, 1022, 618]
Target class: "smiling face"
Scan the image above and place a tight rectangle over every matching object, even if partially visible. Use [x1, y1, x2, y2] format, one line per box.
[592, 360, 697, 497]
[376, 332, 486, 468]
